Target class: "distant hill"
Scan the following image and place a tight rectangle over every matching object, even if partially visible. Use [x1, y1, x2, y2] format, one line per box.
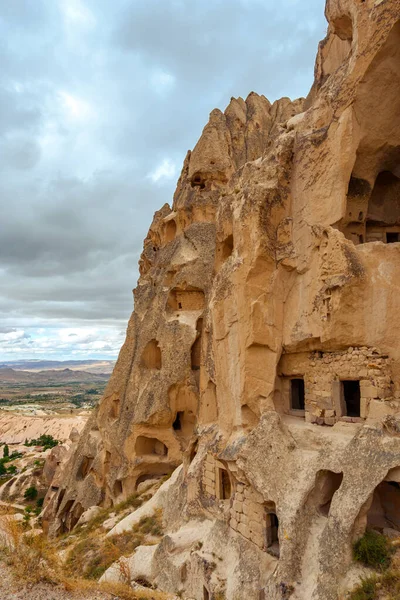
[0, 359, 115, 375]
[0, 367, 110, 384]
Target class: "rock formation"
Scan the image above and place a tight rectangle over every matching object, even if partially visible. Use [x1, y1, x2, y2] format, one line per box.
[43, 0, 400, 598]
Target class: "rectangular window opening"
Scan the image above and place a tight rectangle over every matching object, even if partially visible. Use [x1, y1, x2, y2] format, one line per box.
[290, 378, 305, 411]
[342, 380, 360, 417]
[218, 468, 231, 500]
[386, 232, 399, 244]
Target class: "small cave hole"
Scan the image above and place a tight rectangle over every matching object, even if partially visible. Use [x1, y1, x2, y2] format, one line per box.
[173, 411, 184, 431]
[191, 337, 201, 371]
[221, 234, 234, 261]
[314, 470, 344, 517]
[365, 171, 400, 243]
[332, 14, 353, 41]
[367, 479, 400, 533]
[135, 436, 168, 457]
[113, 479, 123, 497]
[164, 219, 177, 243]
[191, 173, 206, 189]
[77, 456, 94, 480]
[264, 504, 280, 557]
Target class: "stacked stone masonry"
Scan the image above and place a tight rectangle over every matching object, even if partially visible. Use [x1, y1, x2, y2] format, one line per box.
[229, 483, 265, 550]
[279, 347, 393, 426]
[203, 454, 267, 551]
[203, 453, 217, 497]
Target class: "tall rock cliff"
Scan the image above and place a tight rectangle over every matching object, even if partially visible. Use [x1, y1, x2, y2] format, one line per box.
[43, 1, 400, 598]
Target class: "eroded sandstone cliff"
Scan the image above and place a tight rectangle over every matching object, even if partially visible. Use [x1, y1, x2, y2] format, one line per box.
[43, 1, 400, 598]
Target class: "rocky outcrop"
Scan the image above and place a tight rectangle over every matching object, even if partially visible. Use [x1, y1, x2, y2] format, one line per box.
[0, 412, 87, 445]
[44, 1, 400, 598]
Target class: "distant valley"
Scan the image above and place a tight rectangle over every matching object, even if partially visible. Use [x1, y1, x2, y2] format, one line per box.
[0, 367, 109, 384]
[0, 359, 115, 374]
[0, 359, 114, 418]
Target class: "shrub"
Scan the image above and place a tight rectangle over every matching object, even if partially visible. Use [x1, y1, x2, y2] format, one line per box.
[348, 575, 378, 600]
[24, 434, 59, 450]
[3, 444, 9, 458]
[10, 451, 22, 459]
[353, 529, 394, 570]
[24, 486, 38, 501]
[349, 571, 400, 600]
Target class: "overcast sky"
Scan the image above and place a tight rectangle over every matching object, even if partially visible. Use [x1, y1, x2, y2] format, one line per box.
[0, 0, 327, 361]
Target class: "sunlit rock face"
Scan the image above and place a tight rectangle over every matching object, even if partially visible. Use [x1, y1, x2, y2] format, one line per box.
[43, 1, 400, 598]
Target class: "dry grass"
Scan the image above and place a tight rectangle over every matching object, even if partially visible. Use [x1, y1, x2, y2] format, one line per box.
[73, 493, 146, 537]
[349, 548, 400, 599]
[0, 514, 61, 584]
[65, 510, 163, 581]
[132, 511, 163, 537]
[0, 513, 171, 599]
[348, 569, 400, 599]
[65, 531, 145, 580]
[0, 490, 169, 600]
[65, 578, 172, 599]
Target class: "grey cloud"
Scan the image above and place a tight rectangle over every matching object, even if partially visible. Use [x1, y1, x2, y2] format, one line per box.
[0, 0, 327, 359]
[0, 135, 42, 169]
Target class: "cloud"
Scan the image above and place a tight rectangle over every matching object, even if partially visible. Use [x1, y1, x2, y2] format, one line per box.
[0, 0, 327, 360]
[149, 158, 177, 183]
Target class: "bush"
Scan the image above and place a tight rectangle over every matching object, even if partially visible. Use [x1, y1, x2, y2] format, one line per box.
[353, 529, 394, 570]
[24, 486, 38, 501]
[24, 434, 59, 450]
[3, 444, 9, 458]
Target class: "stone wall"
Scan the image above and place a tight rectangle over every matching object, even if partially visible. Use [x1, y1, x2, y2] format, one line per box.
[203, 453, 217, 498]
[229, 483, 265, 550]
[277, 346, 394, 426]
[202, 454, 268, 552]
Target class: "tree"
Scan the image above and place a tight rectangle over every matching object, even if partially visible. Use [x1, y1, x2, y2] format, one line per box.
[3, 444, 9, 459]
[24, 486, 38, 501]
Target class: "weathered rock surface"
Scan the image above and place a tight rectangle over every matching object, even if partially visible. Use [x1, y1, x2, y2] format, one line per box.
[44, 1, 400, 598]
[0, 412, 87, 445]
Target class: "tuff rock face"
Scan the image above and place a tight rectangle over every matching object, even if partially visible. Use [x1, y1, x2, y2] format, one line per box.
[43, 1, 400, 598]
